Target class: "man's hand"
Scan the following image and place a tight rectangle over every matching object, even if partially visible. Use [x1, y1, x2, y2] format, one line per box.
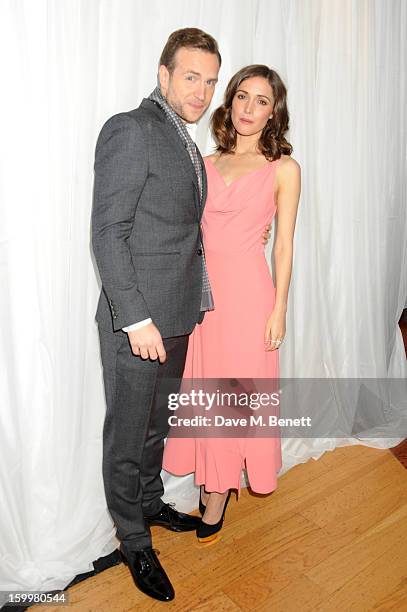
[127, 323, 166, 363]
[262, 223, 271, 245]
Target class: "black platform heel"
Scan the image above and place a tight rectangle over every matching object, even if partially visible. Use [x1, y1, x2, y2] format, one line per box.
[196, 491, 231, 544]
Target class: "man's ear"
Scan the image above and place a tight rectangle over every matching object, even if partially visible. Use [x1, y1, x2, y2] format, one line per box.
[158, 65, 169, 96]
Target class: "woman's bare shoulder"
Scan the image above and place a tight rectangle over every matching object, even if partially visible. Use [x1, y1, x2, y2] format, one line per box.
[204, 153, 221, 163]
[275, 154, 301, 193]
[278, 154, 301, 171]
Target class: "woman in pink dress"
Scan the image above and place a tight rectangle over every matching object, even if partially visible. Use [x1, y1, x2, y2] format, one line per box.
[163, 64, 301, 543]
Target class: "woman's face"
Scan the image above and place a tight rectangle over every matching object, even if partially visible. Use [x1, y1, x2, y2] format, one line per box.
[231, 76, 274, 138]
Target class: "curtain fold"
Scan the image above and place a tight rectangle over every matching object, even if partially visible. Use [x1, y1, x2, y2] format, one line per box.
[0, 0, 406, 597]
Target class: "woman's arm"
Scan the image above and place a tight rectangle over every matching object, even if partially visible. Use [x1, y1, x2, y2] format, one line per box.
[274, 157, 301, 311]
[265, 157, 301, 349]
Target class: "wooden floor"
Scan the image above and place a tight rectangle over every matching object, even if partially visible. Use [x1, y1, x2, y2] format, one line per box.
[34, 444, 407, 612]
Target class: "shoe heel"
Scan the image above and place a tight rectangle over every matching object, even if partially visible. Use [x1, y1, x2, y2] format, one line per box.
[119, 550, 128, 566]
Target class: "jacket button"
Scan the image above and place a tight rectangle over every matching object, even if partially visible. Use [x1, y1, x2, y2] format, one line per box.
[197, 248, 203, 256]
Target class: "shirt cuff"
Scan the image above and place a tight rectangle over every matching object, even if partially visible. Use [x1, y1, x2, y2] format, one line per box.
[122, 318, 152, 332]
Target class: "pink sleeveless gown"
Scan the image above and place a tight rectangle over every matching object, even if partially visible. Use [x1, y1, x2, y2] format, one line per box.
[162, 157, 282, 494]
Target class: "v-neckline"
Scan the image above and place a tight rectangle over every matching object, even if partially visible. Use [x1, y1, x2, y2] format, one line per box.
[206, 156, 273, 189]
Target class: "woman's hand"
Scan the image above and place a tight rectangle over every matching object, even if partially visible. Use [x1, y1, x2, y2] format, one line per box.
[265, 307, 286, 351]
[262, 223, 271, 245]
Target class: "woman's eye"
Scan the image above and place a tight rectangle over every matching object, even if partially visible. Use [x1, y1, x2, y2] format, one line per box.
[237, 94, 245, 99]
[258, 99, 267, 105]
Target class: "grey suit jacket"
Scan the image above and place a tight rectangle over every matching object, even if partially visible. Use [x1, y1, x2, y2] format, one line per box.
[91, 98, 207, 339]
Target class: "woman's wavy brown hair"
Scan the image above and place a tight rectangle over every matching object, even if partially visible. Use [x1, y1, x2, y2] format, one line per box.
[211, 64, 292, 161]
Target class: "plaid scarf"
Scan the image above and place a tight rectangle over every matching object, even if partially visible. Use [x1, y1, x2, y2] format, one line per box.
[148, 86, 214, 312]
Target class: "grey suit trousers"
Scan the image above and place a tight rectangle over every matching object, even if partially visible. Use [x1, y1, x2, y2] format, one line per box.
[98, 326, 189, 551]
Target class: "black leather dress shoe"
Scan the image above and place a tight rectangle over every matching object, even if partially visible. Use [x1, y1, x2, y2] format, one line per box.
[120, 547, 174, 602]
[144, 502, 201, 532]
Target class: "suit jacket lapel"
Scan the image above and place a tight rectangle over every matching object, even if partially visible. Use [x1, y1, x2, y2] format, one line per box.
[140, 99, 202, 219]
[140, 98, 202, 219]
[196, 145, 207, 220]
[163, 121, 204, 219]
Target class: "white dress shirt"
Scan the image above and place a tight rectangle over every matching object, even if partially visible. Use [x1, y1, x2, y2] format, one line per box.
[122, 121, 198, 334]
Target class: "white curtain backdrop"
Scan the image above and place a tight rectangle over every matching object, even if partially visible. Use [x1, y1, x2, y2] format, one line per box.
[0, 0, 406, 598]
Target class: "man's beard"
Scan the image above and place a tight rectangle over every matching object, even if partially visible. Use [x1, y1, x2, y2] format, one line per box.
[166, 93, 189, 122]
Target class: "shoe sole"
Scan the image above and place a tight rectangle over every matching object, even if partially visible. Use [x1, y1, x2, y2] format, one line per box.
[147, 522, 199, 532]
[196, 533, 222, 546]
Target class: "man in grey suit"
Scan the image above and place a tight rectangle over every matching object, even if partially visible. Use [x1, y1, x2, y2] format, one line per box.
[91, 28, 221, 602]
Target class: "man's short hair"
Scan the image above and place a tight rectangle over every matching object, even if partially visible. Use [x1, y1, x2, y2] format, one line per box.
[159, 27, 221, 73]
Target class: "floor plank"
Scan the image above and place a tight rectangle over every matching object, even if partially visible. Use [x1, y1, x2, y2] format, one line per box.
[32, 445, 407, 611]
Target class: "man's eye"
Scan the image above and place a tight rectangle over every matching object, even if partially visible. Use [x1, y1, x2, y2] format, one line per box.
[186, 76, 195, 81]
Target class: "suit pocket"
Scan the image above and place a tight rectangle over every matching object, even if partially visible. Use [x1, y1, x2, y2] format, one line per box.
[133, 252, 181, 269]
